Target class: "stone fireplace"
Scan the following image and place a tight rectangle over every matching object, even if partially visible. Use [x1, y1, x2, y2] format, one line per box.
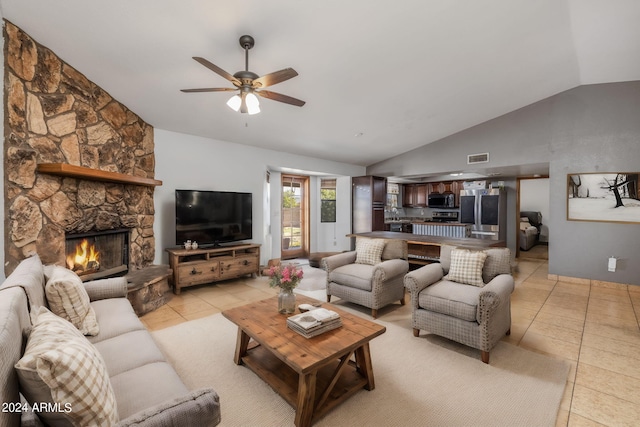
[3, 21, 158, 276]
[65, 228, 130, 281]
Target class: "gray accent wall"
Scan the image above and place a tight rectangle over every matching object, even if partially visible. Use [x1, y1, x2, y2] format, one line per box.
[368, 81, 640, 286]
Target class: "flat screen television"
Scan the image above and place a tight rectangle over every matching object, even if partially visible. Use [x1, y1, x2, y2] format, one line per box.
[175, 190, 252, 247]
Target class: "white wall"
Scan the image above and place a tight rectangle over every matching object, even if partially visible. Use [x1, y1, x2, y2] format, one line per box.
[520, 178, 550, 242]
[153, 129, 364, 265]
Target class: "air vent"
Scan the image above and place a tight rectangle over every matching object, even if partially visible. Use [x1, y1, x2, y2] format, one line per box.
[467, 152, 489, 164]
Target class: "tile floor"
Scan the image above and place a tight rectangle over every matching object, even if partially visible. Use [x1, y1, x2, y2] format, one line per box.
[141, 247, 640, 427]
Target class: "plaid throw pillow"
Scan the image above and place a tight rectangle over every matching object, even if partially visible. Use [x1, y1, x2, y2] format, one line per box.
[444, 248, 488, 287]
[355, 238, 386, 265]
[45, 265, 99, 336]
[15, 307, 118, 427]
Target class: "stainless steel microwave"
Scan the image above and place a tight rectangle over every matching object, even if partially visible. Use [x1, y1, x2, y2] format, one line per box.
[427, 193, 455, 208]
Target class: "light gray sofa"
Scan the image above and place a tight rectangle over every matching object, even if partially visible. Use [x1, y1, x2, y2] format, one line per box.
[0, 254, 221, 427]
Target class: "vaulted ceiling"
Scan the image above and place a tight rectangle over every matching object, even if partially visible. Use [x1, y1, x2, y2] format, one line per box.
[2, 0, 639, 167]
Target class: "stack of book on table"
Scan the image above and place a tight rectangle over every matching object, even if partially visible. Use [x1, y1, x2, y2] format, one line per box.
[287, 308, 342, 338]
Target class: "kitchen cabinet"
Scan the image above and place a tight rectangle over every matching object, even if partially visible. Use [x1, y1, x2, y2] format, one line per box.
[402, 184, 427, 207]
[402, 185, 415, 207]
[428, 182, 442, 194]
[352, 175, 387, 233]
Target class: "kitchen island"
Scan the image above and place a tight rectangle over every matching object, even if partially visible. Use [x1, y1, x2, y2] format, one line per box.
[349, 231, 505, 269]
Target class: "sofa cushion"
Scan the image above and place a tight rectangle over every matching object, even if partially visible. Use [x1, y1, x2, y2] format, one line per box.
[93, 330, 167, 377]
[87, 298, 146, 344]
[355, 238, 386, 265]
[110, 362, 190, 421]
[418, 279, 482, 322]
[45, 266, 99, 336]
[329, 264, 375, 291]
[444, 249, 487, 287]
[15, 307, 118, 427]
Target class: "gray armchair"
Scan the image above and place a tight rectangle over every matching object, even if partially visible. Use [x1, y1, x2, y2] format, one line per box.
[403, 245, 514, 363]
[323, 238, 409, 318]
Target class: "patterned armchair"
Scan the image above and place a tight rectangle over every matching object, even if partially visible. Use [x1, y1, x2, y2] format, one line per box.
[323, 237, 409, 318]
[403, 245, 514, 363]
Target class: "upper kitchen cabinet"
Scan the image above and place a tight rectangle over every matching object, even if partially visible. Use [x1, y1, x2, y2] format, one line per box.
[428, 182, 442, 194]
[402, 184, 427, 207]
[441, 181, 460, 194]
[429, 181, 459, 194]
[352, 175, 387, 233]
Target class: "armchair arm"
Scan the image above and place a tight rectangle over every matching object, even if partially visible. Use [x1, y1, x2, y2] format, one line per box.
[403, 263, 444, 308]
[372, 259, 409, 282]
[322, 251, 357, 273]
[84, 277, 128, 301]
[117, 388, 221, 427]
[477, 274, 515, 325]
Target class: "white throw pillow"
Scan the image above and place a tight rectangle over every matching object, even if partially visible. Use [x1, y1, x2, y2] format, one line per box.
[45, 265, 99, 336]
[15, 307, 118, 427]
[355, 238, 386, 266]
[444, 248, 488, 287]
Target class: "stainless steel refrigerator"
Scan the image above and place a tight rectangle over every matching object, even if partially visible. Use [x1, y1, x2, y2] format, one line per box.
[459, 188, 506, 240]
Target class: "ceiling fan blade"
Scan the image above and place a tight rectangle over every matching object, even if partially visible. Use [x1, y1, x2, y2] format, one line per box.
[252, 68, 298, 88]
[256, 90, 305, 107]
[192, 57, 241, 86]
[180, 88, 237, 93]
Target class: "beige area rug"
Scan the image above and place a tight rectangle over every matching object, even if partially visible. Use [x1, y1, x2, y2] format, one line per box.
[295, 264, 328, 291]
[152, 304, 569, 427]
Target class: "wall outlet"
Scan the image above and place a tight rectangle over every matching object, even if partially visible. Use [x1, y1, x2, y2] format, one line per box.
[608, 257, 617, 272]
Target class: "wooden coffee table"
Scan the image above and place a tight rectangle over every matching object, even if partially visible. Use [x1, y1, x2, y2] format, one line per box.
[222, 295, 386, 427]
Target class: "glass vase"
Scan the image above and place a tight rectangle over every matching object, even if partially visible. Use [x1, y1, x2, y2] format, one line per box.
[278, 288, 296, 314]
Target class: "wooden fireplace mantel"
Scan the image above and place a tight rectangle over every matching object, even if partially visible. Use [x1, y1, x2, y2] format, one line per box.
[37, 163, 162, 187]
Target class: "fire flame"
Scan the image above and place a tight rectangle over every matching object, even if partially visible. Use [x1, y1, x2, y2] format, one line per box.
[66, 239, 100, 272]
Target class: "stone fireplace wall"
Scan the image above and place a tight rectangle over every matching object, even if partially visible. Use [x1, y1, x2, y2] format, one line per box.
[3, 21, 156, 275]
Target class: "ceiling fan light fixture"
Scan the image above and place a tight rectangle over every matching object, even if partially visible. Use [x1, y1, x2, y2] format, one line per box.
[245, 92, 260, 115]
[183, 35, 304, 112]
[226, 94, 242, 111]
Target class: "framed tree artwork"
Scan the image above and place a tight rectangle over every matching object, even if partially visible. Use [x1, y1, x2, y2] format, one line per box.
[567, 173, 640, 223]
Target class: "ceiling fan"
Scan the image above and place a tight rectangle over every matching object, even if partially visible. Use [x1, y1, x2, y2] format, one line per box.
[181, 35, 305, 114]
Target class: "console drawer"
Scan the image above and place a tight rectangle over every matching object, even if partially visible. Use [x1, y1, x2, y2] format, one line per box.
[177, 261, 219, 286]
[220, 256, 258, 278]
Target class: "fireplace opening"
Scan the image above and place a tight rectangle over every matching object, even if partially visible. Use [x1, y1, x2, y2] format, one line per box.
[65, 228, 130, 281]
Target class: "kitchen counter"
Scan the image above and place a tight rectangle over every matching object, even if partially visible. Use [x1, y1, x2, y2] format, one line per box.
[350, 231, 503, 248]
[349, 231, 504, 268]
[411, 221, 463, 226]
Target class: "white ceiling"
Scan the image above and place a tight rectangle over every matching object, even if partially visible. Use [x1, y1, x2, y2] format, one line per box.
[2, 0, 639, 168]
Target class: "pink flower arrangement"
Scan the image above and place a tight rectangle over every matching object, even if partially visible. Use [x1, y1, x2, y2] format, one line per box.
[267, 263, 304, 291]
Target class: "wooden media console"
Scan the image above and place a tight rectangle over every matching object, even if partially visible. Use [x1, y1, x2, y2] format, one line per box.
[166, 243, 261, 294]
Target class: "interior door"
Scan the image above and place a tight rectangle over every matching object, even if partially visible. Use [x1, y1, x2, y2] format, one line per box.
[281, 175, 308, 260]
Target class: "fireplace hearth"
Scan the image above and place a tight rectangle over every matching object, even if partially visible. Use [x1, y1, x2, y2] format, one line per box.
[65, 229, 131, 281]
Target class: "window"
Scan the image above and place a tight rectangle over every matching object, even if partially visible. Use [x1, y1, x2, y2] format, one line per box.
[320, 178, 336, 223]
